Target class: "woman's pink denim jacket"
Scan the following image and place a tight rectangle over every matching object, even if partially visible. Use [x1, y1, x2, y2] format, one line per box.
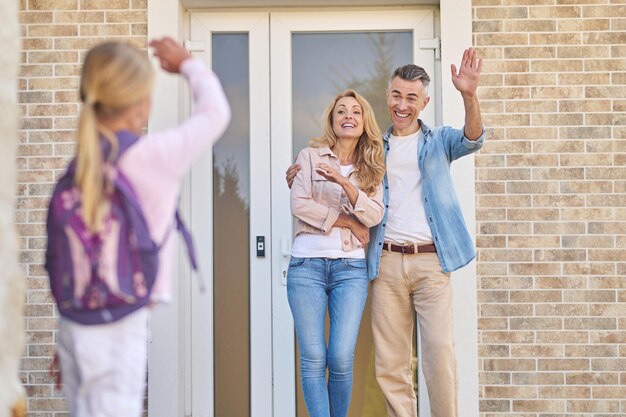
[290, 146, 385, 252]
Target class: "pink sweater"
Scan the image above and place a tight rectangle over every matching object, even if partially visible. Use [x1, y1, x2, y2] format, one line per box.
[118, 58, 231, 302]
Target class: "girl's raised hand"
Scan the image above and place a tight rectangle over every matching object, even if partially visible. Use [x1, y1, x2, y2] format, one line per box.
[149, 37, 192, 74]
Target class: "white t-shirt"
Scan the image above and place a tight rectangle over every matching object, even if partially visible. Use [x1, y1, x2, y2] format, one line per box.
[291, 164, 365, 258]
[384, 130, 433, 244]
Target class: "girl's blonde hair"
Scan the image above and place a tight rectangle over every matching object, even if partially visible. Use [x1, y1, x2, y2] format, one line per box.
[310, 89, 385, 196]
[76, 41, 154, 232]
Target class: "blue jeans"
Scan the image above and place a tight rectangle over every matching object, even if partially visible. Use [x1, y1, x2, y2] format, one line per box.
[287, 257, 369, 417]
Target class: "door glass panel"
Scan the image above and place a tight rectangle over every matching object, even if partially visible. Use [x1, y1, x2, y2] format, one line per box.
[212, 33, 251, 417]
[291, 31, 413, 417]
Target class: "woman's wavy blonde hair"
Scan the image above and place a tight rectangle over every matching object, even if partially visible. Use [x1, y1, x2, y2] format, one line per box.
[310, 89, 385, 196]
[76, 41, 154, 232]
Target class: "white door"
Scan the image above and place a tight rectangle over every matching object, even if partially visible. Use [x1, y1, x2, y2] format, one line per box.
[188, 8, 435, 417]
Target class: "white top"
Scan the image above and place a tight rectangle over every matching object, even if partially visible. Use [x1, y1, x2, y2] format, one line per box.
[291, 164, 365, 259]
[384, 130, 433, 245]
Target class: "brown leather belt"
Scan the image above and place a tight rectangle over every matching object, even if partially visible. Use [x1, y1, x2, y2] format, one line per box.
[382, 242, 437, 254]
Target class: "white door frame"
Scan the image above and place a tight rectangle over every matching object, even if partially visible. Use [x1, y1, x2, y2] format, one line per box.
[147, 2, 478, 417]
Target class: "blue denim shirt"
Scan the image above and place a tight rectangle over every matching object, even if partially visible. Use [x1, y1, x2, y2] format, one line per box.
[367, 120, 486, 278]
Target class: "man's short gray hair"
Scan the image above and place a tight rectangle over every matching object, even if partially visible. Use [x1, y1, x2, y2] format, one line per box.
[389, 64, 431, 89]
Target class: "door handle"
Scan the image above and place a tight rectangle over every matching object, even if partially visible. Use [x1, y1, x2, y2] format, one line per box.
[280, 237, 291, 285]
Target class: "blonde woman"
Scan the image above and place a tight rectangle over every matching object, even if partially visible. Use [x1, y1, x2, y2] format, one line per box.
[52, 38, 230, 416]
[288, 90, 385, 417]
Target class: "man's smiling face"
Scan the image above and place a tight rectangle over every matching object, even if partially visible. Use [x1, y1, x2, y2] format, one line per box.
[386, 76, 430, 136]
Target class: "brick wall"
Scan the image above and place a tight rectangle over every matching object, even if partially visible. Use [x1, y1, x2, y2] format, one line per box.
[18, 1, 147, 414]
[474, 0, 626, 415]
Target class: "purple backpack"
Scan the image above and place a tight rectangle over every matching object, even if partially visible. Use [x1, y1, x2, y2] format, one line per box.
[45, 131, 200, 325]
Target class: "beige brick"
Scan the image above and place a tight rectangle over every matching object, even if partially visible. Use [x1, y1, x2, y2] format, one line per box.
[476, 208, 507, 221]
[475, 6, 528, 19]
[536, 331, 588, 343]
[533, 222, 585, 235]
[510, 262, 561, 275]
[507, 127, 558, 140]
[106, 10, 145, 22]
[479, 399, 510, 412]
[28, 24, 78, 37]
[510, 290, 562, 303]
[505, 19, 557, 32]
[485, 386, 537, 398]
[591, 358, 626, 371]
[611, 44, 626, 57]
[479, 86, 530, 100]
[478, 317, 509, 329]
[80, 0, 130, 9]
[561, 180, 612, 194]
[614, 100, 626, 111]
[532, 59, 583, 72]
[131, 24, 147, 36]
[28, 77, 78, 91]
[475, 154, 506, 167]
[481, 304, 534, 317]
[591, 386, 626, 399]
[132, 0, 146, 7]
[479, 345, 510, 357]
[559, 72, 610, 85]
[510, 317, 562, 330]
[482, 59, 530, 73]
[533, 112, 584, 125]
[481, 276, 533, 290]
[536, 303, 589, 317]
[508, 154, 559, 167]
[476, 33, 529, 46]
[583, 4, 626, 18]
[587, 141, 614, 153]
[479, 168, 531, 181]
[512, 372, 564, 385]
[480, 249, 533, 262]
[482, 331, 535, 344]
[561, 126, 612, 139]
[480, 221, 532, 235]
[566, 372, 618, 386]
[479, 195, 532, 207]
[484, 358, 536, 371]
[565, 344, 618, 358]
[562, 208, 614, 221]
[79, 24, 130, 36]
[54, 11, 105, 23]
[507, 181, 559, 194]
[506, 99, 557, 113]
[507, 208, 559, 221]
[476, 235, 507, 248]
[532, 33, 583, 45]
[512, 399, 565, 412]
[483, 141, 531, 155]
[560, 99, 612, 112]
[563, 236, 614, 249]
[567, 399, 620, 413]
[509, 235, 560, 248]
[505, 46, 556, 59]
[587, 85, 626, 99]
[21, 38, 53, 50]
[28, 104, 77, 117]
[538, 358, 589, 371]
[589, 276, 626, 289]
[591, 330, 626, 344]
[533, 167, 584, 180]
[589, 303, 626, 317]
[564, 317, 617, 330]
[473, 20, 503, 33]
[19, 11, 53, 23]
[480, 73, 504, 86]
[479, 372, 511, 385]
[558, 18, 610, 31]
[529, 5, 582, 18]
[474, 47, 502, 59]
[539, 386, 591, 399]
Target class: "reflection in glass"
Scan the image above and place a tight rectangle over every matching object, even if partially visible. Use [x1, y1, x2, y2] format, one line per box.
[292, 31, 414, 417]
[212, 33, 250, 417]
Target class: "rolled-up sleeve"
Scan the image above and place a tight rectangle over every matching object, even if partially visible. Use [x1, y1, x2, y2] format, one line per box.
[290, 149, 340, 233]
[345, 182, 385, 228]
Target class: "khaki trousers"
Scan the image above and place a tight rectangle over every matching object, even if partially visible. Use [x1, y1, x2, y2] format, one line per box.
[371, 251, 458, 417]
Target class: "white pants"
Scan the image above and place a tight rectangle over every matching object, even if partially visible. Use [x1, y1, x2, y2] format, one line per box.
[57, 308, 149, 417]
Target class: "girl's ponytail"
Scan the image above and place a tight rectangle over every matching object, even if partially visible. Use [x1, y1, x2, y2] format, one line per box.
[76, 98, 106, 233]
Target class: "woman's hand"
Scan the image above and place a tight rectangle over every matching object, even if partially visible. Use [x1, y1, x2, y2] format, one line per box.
[285, 163, 301, 189]
[349, 217, 370, 244]
[315, 163, 347, 186]
[149, 37, 192, 74]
